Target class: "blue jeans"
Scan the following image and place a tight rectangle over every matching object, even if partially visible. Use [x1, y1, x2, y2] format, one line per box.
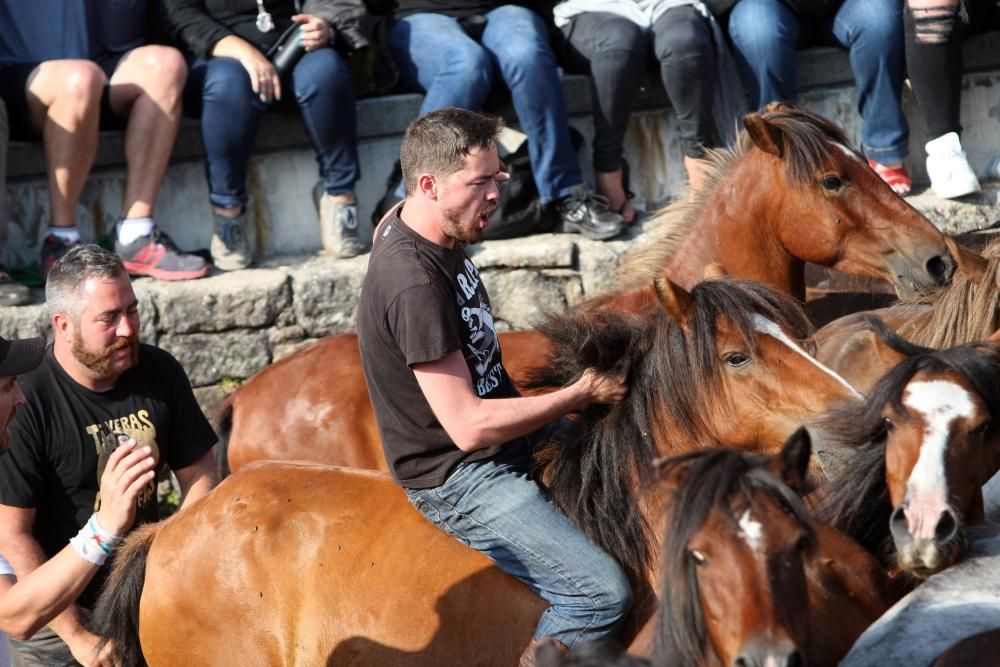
[404, 439, 631, 646]
[186, 49, 360, 209]
[727, 0, 908, 163]
[389, 5, 583, 202]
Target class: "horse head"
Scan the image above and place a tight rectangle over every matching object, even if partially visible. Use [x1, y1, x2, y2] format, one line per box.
[652, 430, 815, 667]
[819, 335, 1000, 578]
[740, 102, 954, 296]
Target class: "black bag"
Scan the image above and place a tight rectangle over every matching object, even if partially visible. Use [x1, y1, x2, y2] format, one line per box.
[266, 1, 306, 76]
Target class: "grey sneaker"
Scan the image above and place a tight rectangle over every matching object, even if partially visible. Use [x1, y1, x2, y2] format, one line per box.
[314, 182, 367, 258]
[555, 184, 624, 241]
[211, 212, 255, 271]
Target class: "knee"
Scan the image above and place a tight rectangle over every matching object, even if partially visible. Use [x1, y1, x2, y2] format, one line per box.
[136, 46, 188, 91]
[443, 43, 494, 83]
[59, 61, 106, 106]
[591, 18, 645, 58]
[203, 58, 255, 104]
[728, 0, 789, 52]
[655, 14, 710, 65]
[594, 565, 632, 624]
[293, 48, 351, 100]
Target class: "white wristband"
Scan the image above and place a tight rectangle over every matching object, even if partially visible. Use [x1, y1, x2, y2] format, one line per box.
[69, 514, 124, 566]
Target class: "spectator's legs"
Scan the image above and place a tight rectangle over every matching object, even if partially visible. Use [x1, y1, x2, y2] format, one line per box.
[727, 0, 801, 108]
[388, 13, 494, 116]
[107, 45, 186, 221]
[828, 0, 909, 169]
[24, 60, 105, 230]
[292, 47, 366, 258]
[559, 12, 645, 220]
[189, 56, 266, 270]
[480, 5, 582, 202]
[652, 5, 720, 195]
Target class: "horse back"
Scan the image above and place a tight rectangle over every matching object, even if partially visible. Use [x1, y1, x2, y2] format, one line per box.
[138, 463, 544, 666]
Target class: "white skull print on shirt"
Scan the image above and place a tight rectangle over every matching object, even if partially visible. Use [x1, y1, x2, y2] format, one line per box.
[455, 257, 504, 397]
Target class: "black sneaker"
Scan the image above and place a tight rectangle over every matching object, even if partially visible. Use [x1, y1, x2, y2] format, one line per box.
[40, 234, 80, 280]
[555, 185, 624, 241]
[115, 227, 210, 281]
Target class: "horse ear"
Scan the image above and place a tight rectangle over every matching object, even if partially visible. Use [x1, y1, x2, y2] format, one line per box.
[744, 112, 785, 158]
[654, 277, 692, 325]
[703, 263, 728, 280]
[771, 426, 812, 494]
[944, 235, 988, 284]
[987, 328, 1000, 343]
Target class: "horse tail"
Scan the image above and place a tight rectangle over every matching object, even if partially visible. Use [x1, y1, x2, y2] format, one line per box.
[215, 395, 234, 479]
[91, 522, 162, 667]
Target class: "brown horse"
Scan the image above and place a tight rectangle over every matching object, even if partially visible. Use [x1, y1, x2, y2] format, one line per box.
[218, 102, 954, 476]
[93, 431, 892, 667]
[816, 337, 1000, 578]
[813, 236, 994, 392]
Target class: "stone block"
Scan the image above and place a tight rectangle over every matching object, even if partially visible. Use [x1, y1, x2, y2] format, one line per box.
[0, 303, 50, 340]
[159, 330, 270, 386]
[483, 269, 579, 330]
[469, 234, 574, 269]
[288, 255, 368, 336]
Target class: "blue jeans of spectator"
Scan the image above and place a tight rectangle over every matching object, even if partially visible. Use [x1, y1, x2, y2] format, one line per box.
[186, 48, 359, 209]
[389, 5, 583, 202]
[727, 0, 908, 164]
[404, 436, 632, 647]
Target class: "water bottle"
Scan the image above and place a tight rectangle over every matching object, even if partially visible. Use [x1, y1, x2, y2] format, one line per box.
[270, 26, 306, 77]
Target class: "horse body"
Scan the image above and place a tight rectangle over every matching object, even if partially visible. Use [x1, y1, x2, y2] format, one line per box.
[220, 104, 954, 476]
[840, 529, 1000, 667]
[100, 438, 892, 667]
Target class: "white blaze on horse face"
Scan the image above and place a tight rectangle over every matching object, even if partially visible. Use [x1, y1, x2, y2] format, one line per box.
[833, 142, 865, 164]
[901, 380, 975, 540]
[751, 315, 864, 399]
[738, 508, 764, 553]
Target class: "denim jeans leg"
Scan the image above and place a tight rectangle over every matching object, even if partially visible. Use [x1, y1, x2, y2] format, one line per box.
[388, 13, 494, 116]
[829, 0, 908, 163]
[406, 452, 631, 647]
[190, 57, 267, 210]
[480, 5, 583, 202]
[726, 0, 801, 108]
[292, 47, 360, 196]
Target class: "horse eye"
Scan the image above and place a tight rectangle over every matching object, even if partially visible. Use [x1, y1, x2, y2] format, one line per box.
[724, 352, 751, 368]
[820, 174, 843, 191]
[972, 421, 992, 437]
[690, 549, 708, 566]
[794, 535, 811, 553]
[882, 417, 895, 433]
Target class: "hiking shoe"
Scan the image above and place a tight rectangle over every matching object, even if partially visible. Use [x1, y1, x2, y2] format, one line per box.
[115, 227, 210, 281]
[40, 234, 80, 280]
[211, 212, 255, 271]
[315, 183, 367, 258]
[554, 185, 624, 241]
[0, 273, 30, 307]
[926, 132, 981, 199]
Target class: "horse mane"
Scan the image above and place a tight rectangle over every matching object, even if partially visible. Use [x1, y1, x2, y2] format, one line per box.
[653, 448, 815, 667]
[894, 238, 1000, 348]
[816, 341, 1000, 566]
[525, 278, 815, 584]
[607, 105, 853, 298]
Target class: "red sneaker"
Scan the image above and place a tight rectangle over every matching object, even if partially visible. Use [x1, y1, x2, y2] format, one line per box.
[115, 228, 210, 281]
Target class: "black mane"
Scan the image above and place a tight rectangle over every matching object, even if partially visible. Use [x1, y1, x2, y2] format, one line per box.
[525, 278, 814, 583]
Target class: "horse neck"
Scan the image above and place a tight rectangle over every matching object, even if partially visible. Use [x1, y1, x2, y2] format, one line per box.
[664, 160, 806, 300]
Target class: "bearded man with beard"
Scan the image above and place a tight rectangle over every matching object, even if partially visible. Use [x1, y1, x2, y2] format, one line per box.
[358, 108, 632, 666]
[0, 245, 217, 667]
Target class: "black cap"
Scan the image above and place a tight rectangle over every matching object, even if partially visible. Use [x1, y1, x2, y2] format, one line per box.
[0, 336, 45, 377]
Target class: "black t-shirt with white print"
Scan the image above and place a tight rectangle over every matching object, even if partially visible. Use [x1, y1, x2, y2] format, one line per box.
[358, 206, 517, 489]
[0, 344, 217, 607]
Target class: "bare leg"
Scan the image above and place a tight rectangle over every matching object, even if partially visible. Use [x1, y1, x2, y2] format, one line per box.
[25, 60, 106, 229]
[107, 46, 186, 220]
[594, 168, 635, 224]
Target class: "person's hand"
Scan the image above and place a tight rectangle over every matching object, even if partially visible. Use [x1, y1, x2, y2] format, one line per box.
[66, 630, 114, 667]
[576, 367, 629, 406]
[237, 46, 282, 103]
[293, 14, 333, 51]
[96, 438, 156, 537]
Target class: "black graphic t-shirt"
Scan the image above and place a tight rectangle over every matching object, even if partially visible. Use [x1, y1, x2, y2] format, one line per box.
[0, 344, 217, 607]
[358, 207, 517, 488]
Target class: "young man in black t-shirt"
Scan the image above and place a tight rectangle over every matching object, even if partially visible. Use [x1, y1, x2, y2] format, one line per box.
[0, 246, 218, 667]
[357, 108, 631, 665]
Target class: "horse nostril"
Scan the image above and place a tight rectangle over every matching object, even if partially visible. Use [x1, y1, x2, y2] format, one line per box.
[890, 504, 911, 541]
[926, 255, 953, 286]
[935, 509, 959, 543]
[786, 650, 805, 667]
[733, 658, 750, 667]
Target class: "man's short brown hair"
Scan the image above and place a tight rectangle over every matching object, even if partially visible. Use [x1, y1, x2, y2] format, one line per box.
[400, 108, 504, 196]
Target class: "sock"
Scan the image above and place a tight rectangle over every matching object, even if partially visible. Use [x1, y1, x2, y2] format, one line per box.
[117, 217, 155, 246]
[48, 227, 81, 244]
